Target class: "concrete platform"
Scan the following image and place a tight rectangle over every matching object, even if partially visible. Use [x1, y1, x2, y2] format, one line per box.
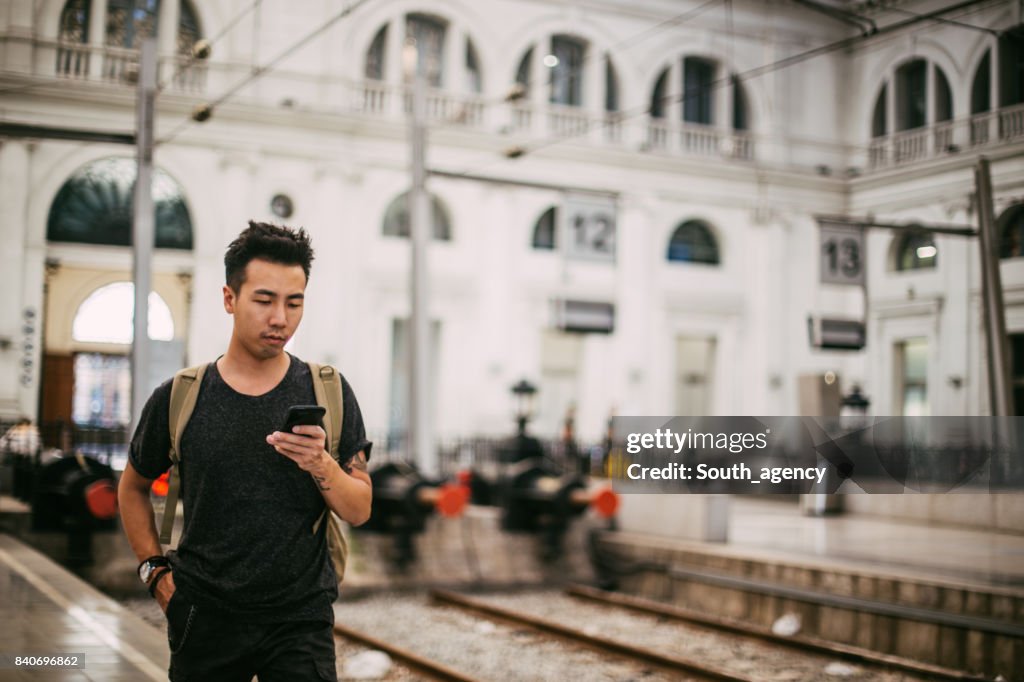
[0, 533, 168, 681]
[600, 496, 1024, 678]
[727, 497, 1024, 588]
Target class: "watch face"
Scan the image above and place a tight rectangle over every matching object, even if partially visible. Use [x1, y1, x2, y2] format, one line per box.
[139, 563, 153, 583]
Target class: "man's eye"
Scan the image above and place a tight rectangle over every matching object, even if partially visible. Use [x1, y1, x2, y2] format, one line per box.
[288, 302, 302, 308]
[255, 300, 271, 305]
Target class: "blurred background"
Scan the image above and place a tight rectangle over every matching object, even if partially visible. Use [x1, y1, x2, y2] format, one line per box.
[0, 1, 1023, 679]
[2, 0, 1023, 524]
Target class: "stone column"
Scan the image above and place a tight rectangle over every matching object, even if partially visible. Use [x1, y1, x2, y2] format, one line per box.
[716, 62, 734, 157]
[87, 0, 107, 79]
[0, 142, 42, 418]
[530, 39, 548, 137]
[885, 67, 897, 163]
[385, 14, 404, 117]
[444, 23, 462, 95]
[584, 44, 603, 142]
[925, 62, 936, 156]
[158, 0, 181, 58]
[667, 59, 682, 151]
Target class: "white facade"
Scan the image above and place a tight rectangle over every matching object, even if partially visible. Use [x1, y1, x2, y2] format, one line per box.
[1, 0, 1023, 445]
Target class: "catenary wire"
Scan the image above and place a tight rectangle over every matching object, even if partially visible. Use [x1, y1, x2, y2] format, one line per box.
[158, 0, 265, 91]
[156, 0, 373, 146]
[434, 0, 1004, 179]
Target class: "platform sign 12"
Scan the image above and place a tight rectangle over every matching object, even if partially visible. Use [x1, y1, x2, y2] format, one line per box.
[819, 220, 864, 286]
[564, 193, 617, 262]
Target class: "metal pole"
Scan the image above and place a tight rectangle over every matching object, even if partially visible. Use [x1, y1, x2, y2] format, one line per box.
[975, 157, 1013, 416]
[407, 42, 435, 475]
[131, 39, 157, 433]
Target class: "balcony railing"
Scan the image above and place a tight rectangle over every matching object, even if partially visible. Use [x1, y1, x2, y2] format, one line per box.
[49, 40, 206, 93]
[646, 118, 754, 160]
[868, 103, 1024, 171]
[9, 33, 1024, 172]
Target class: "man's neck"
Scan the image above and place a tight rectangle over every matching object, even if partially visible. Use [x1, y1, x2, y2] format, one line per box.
[217, 337, 291, 394]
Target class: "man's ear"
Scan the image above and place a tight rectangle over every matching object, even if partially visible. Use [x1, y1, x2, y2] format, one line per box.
[223, 285, 236, 314]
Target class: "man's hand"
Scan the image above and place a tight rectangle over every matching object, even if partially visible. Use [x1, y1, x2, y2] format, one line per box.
[266, 426, 333, 478]
[153, 570, 176, 613]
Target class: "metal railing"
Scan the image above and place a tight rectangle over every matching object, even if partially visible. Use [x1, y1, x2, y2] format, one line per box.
[869, 103, 1024, 170]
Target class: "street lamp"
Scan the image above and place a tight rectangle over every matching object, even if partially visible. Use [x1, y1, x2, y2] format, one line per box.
[511, 379, 537, 435]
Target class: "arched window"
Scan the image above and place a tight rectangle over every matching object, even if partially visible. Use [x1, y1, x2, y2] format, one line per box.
[895, 59, 927, 130]
[972, 50, 991, 115]
[72, 282, 174, 344]
[650, 68, 668, 119]
[406, 13, 447, 87]
[667, 220, 719, 265]
[732, 74, 748, 131]
[605, 57, 619, 112]
[382, 192, 452, 241]
[550, 35, 585, 106]
[532, 207, 557, 250]
[514, 46, 533, 95]
[365, 25, 387, 80]
[466, 39, 482, 93]
[47, 157, 193, 250]
[894, 231, 937, 271]
[59, 0, 89, 43]
[106, 0, 159, 49]
[935, 67, 952, 122]
[177, 1, 201, 55]
[891, 59, 953, 131]
[999, 27, 1024, 107]
[1000, 204, 1024, 259]
[683, 57, 715, 124]
[872, 83, 888, 137]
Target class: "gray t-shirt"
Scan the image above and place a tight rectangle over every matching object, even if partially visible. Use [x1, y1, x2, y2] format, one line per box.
[129, 353, 371, 623]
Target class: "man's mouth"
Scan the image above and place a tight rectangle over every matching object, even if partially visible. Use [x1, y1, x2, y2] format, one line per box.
[263, 334, 287, 345]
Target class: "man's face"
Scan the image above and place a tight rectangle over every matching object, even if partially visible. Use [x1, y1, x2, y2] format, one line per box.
[223, 258, 307, 359]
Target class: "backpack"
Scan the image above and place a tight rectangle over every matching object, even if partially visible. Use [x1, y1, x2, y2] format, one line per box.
[159, 361, 349, 584]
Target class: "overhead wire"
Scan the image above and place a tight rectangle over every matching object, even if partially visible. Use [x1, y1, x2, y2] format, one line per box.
[434, 0, 1005, 179]
[459, 0, 723, 113]
[156, 0, 373, 147]
[158, 0, 265, 92]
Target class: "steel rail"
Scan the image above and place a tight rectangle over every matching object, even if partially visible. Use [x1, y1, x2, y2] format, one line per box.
[430, 589, 754, 682]
[663, 564, 1024, 638]
[333, 622, 480, 682]
[567, 584, 987, 682]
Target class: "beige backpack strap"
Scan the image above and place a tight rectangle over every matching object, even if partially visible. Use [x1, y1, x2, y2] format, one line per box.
[308, 362, 343, 460]
[309, 362, 344, 535]
[160, 363, 207, 545]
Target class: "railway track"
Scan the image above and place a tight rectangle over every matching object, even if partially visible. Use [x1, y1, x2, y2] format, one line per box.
[332, 587, 991, 681]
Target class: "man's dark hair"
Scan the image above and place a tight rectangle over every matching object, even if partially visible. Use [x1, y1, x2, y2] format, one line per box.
[224, 221, 315, 293]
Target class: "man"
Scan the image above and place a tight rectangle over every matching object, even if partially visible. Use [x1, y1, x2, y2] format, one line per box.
[119, 222, 372, 681]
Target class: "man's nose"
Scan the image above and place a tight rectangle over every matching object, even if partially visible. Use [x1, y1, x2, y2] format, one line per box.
[268, 302, 288, 326]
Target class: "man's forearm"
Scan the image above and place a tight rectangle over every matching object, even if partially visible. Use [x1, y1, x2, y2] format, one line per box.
[117, 482, 164, 561]
[310, 452, 371, 525]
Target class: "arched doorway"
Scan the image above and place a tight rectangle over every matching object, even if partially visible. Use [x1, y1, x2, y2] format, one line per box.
[39, 157, 193, 456]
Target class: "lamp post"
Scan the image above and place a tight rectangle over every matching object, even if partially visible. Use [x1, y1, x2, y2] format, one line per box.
[510, 379, 537, 435]
[403, 37, 435, 475]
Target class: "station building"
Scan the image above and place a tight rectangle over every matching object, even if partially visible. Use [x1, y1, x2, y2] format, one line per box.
[0, 0, 1022, 477]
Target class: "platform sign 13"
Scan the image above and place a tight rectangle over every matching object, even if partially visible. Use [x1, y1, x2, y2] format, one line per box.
[564, 193, 616, 262]
[819, 220, 864, 286]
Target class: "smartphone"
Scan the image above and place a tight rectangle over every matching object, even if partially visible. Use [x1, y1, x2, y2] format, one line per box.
[280, 405, 326, 433]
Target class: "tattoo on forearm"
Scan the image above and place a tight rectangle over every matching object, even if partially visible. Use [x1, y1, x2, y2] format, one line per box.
[312, 473, 331, 491]
[342, 452, 368, 475]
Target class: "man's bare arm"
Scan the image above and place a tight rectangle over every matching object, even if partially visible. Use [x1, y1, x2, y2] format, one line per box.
[117, 461, 176, 610]
[267, 427, 372, 525]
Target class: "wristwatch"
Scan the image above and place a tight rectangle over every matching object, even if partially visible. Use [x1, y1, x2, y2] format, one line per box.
[137, 556, 169, 584]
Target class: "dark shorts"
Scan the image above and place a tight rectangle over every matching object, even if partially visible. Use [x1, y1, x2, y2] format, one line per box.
[166, 591, 337, 682]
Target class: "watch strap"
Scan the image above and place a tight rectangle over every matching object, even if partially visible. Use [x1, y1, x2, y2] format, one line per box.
[148, 567, 172, 597]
